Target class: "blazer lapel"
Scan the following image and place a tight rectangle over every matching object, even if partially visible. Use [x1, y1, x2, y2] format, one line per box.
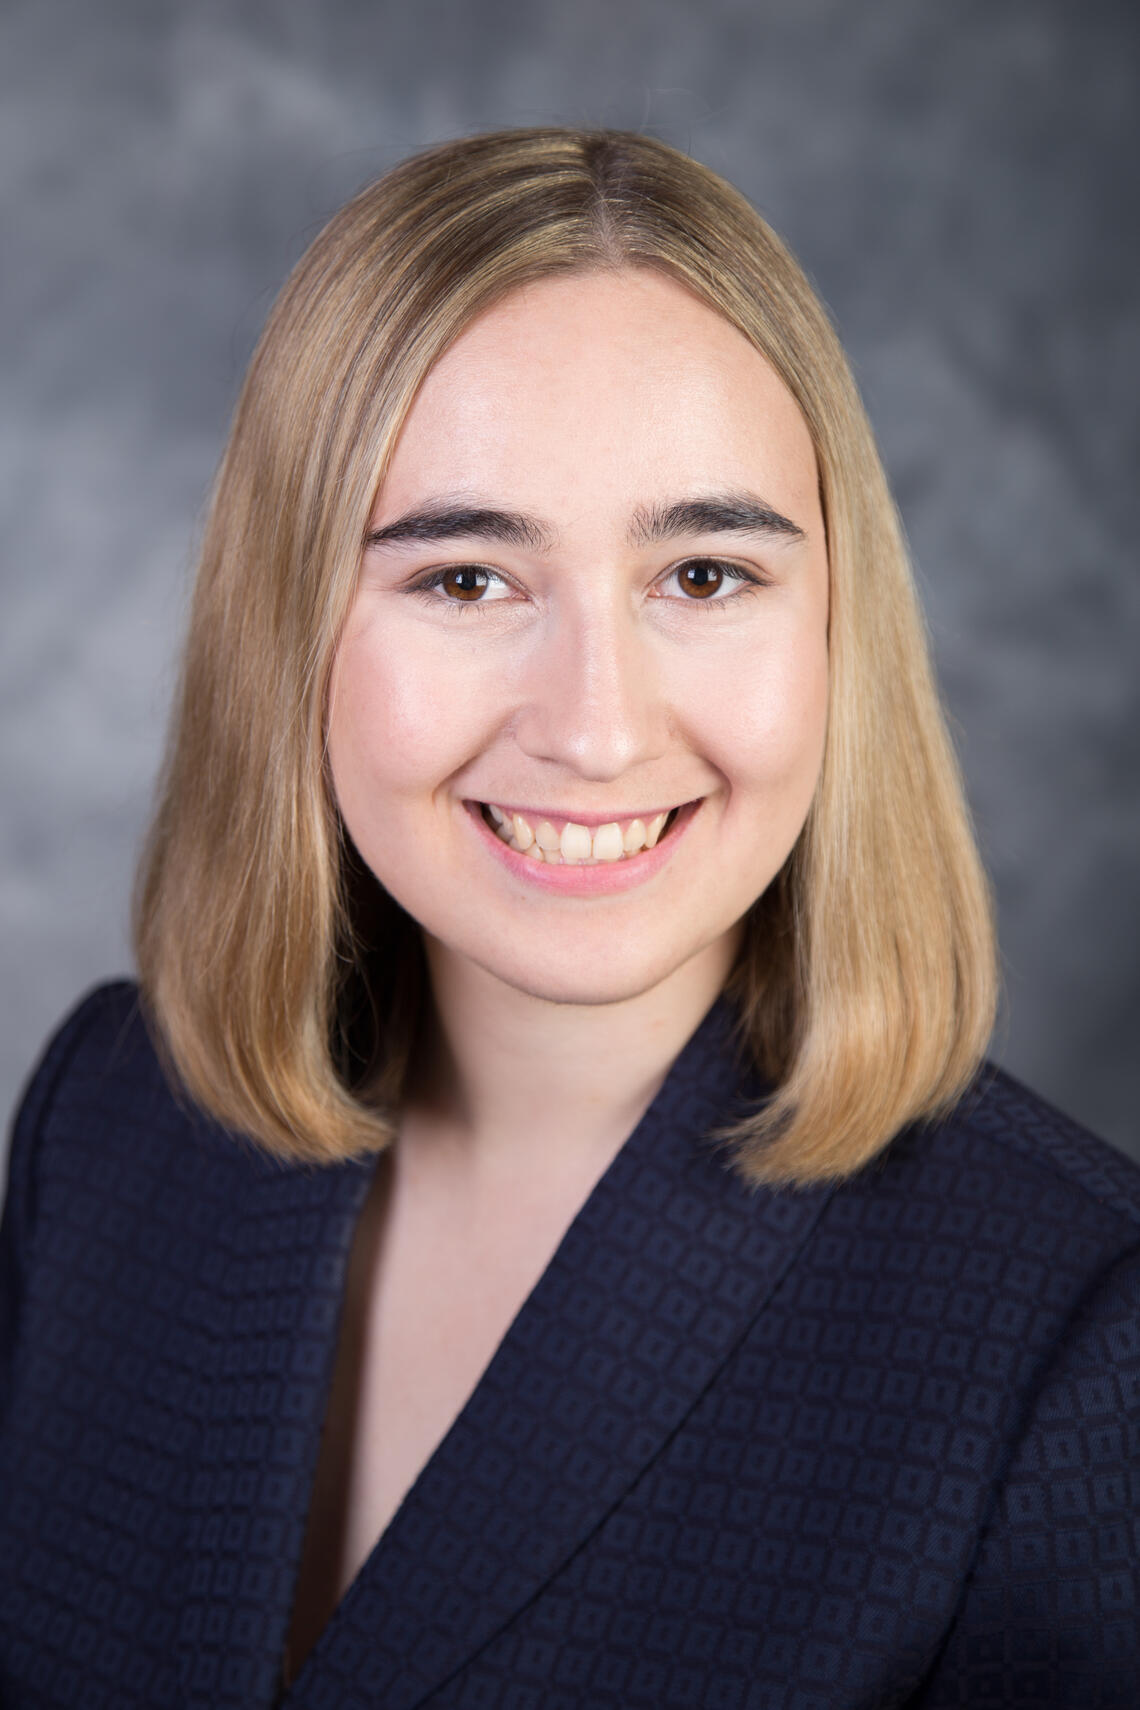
[285, 1001, 834, 1710]
[170, 1134, 378, 1710]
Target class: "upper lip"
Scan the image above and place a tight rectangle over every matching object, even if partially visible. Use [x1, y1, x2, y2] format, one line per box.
[473, 799, 691, 827]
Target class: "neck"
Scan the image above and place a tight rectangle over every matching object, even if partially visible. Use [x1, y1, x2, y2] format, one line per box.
[404, 930, 738, 1183]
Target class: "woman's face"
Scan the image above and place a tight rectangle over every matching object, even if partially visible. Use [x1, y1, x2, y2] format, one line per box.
[328, 267, 830, 1008]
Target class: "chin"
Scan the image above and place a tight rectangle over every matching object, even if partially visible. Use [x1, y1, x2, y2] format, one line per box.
[469, 934, 722, 1010]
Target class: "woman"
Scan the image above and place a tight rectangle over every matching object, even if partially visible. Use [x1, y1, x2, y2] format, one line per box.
[1, 128, 1137, 1709]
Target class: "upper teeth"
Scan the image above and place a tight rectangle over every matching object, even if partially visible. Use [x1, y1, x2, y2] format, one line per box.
[485, 804, 672, 864]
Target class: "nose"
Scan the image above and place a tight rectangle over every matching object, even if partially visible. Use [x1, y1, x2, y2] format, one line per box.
[512, 596, 667, 782]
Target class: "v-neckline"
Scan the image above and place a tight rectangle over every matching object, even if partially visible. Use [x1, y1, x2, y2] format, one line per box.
[273, 998, 737, 1699]
[235, 995, 831, 1710]
[282, 1062, 676, 1686]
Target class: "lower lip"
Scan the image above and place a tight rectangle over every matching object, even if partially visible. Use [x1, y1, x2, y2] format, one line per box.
[465, 800, 701, 895]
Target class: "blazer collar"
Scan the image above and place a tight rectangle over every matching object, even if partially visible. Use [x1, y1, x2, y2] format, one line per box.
[171, 1135, 374, 1709]
[174, 1000, 833, 1710]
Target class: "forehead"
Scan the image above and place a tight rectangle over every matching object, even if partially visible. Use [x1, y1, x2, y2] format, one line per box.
[377, 269, 820, 531]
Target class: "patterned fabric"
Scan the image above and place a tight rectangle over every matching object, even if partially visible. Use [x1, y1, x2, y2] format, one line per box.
[0, 981, 1137, 1709]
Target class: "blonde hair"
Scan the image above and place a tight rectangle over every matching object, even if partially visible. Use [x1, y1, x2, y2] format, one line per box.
[134, 127, 996, 1186]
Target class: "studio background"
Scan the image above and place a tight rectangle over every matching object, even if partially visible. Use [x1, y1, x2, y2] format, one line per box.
[2, 0, 1138, 1185]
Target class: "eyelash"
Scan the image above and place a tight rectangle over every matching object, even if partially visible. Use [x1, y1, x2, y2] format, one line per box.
[406, 558, 766, 615]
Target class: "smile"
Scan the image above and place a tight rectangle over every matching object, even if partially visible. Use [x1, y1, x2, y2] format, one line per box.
[479, 802, 680, 865]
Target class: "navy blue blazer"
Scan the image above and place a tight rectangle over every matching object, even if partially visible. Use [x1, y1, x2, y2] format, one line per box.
[1, 981, 1139, 1709]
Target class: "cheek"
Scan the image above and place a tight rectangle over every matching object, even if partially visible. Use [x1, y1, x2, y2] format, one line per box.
[326, 621, 495, 816]
[686, 623, 830, 806]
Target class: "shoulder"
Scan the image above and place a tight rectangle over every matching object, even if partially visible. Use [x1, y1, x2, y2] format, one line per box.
[1, 981, 345, 1419]
[15, 977, 169, 1114]
[839, 1066, 1140, 1453]
[894, 1073, 1140, 1696]
[950, 1061, 1140, 1233]
[871, 1060, 1140, 1255]
[800, 1064, 1140, 1400]
[5, 980, 204, 1206]
[2, 980, 277, 1294]
[3, 980, 153, 1222]
[7, 978, 271, 1171]
[1, 982, 162, 1382]
[945, 1064, 1140, 1377]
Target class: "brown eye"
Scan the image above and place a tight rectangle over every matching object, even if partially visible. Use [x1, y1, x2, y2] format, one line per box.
[441, 566, 489, 601]
[676, 559, 725, 598]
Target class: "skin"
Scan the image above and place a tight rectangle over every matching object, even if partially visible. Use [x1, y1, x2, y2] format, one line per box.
[328, 265, 830, 1141]
[288, 269, 831, 1673]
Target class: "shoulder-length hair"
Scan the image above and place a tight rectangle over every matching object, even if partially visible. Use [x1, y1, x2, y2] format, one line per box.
[134, 126, 996, 1186]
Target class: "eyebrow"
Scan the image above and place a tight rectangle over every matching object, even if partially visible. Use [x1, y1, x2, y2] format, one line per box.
[630, 494, 805, 545]
[364, 490, 806, 554]
[365, 504, 553, 553]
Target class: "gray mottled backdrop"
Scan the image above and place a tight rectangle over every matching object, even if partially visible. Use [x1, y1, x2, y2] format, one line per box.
[2, 0, 1138, 1178]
